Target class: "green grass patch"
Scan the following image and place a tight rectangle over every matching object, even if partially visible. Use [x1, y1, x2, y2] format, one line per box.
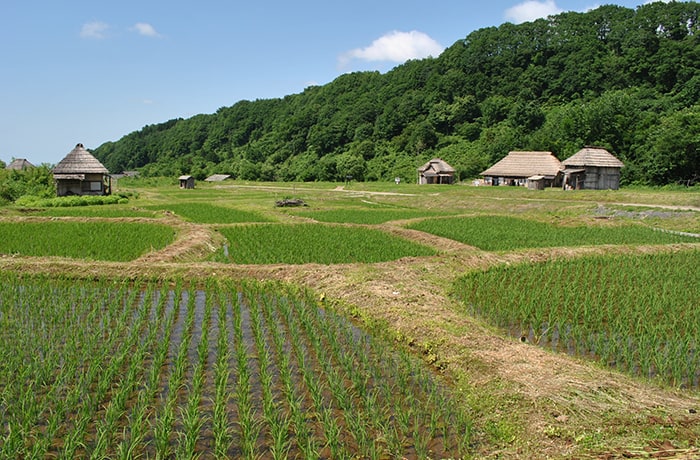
[288, 208, 452, 224]
[407, 215, 698, 250]
[0, 221, 175, 261]
[453, 250, 700, 388]
[214, 223, 436, 264]
[144, 202, 273, 224]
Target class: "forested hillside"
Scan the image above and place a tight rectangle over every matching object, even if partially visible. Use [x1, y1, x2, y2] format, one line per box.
[94, 2, 700, 186]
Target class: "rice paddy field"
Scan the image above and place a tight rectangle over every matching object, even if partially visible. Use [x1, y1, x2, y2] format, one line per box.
[1, 180, 699, 458]
[0, 275, 472, 459]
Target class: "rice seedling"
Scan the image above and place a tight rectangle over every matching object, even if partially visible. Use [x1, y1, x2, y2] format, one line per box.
[214, 223, 436, 264]
[144, 202, 272, 224]
[0, 221, 175, 261]
[407, 215, 698, 250]
[454, 250, 700, 388]
[0, 273, 474, 457]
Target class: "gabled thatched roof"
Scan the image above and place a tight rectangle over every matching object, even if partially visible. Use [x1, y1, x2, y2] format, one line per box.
[6, 158, 34, 170]
[53, 143, 109, 174]
[418, 158, 455, 174]
[562, 147, 624, 168]
[481, 151, 562, 178]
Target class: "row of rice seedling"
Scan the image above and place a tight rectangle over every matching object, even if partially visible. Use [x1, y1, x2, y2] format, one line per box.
[144, 202, 273, 224]
[213, 223, 437, 264]
[452, 250, 700, 388]
[32, 206, 160, 218]
[0, 221, 175, 261]
[0, 273, 473, 458]
[407, 215, 698, 251]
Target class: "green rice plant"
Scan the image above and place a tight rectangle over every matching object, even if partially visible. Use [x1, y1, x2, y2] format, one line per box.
[454, 250, 700, 388]
[0, 221, 174, 261]
[214, 223, 435, 264]
[33, 206, 157, 218]
[407, 215, 698, 251]
[144, 202, 272, 224]
[289, 207, 451, 224]
[0, 274, 476, 458]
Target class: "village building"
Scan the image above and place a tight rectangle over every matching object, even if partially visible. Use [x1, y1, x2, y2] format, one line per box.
[417, 158, 456, 184]
[53, 143, 111, 196]
[179, 175, 195, 189]
[6, 158, 34, 170]
[561, 146, 624, 190]
[480, 151, 563, 188]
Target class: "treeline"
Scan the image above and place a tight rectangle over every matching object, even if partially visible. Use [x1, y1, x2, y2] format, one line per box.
[94, 2, 700, 186]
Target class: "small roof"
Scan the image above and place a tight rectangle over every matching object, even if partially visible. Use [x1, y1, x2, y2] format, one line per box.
[179, 175, 194, 180]
[6, 158, 34, 170]
[562, 147, 624, 168]
[53, 143, 109, 175]
[481, 151, 562, 178]
[205, 174, 231, 182]
[418, 158, 455, 174]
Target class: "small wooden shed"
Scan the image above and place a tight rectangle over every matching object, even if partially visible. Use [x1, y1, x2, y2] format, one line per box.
[179, 175, 195, 189]
[561, 147, 624, 190]
[417, 158, 455, 184]
[53, 143, 111, 196]
[481, 151, 562, 187]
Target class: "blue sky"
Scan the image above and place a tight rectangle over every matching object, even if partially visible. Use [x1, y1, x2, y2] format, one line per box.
[1, 0, 661, 166]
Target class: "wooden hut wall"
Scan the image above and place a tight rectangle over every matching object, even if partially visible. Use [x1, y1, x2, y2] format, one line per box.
[584, 166, 621, 190]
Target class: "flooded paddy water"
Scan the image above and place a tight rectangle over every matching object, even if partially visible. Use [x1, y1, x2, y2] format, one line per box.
[0, 275, 473, 458]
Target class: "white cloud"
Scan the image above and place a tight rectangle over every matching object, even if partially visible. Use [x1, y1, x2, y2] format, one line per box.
[339, 30, 444, 68]
[131, 22, 162, 38]
[80, 21, 110, 39]
[505, 0, 563, 24]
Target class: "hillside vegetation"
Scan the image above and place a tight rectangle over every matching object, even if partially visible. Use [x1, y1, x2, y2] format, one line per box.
[93, 2, 700, 186]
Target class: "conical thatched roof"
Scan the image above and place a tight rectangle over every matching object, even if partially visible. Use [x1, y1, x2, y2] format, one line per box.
[53, 143, 109, 174]
[6, 158, 34, 170]
[481, 151, 562, 178]
[562, 147, 624, 168]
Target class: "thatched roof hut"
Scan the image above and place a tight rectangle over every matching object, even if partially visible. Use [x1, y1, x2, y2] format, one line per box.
[561, 147, 624, 190]
[481, 151, 562, 187]
[417, 158, 456, 184]
[6, 158, 34, 170]
[53, 143, 111, 196]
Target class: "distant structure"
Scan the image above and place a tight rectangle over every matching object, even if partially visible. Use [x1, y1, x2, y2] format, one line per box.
[561, 146, 624, 190]
[179, 175, 195, 189]
[481, 151, 563, 188]
[417, 158, 455, 184]
[53, 143, 111, 196]
[205, 174, 231, 182]
[6, 158, 34, 170]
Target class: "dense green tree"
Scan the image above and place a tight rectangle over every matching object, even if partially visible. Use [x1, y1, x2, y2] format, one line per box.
[92, 1, 700, 186]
